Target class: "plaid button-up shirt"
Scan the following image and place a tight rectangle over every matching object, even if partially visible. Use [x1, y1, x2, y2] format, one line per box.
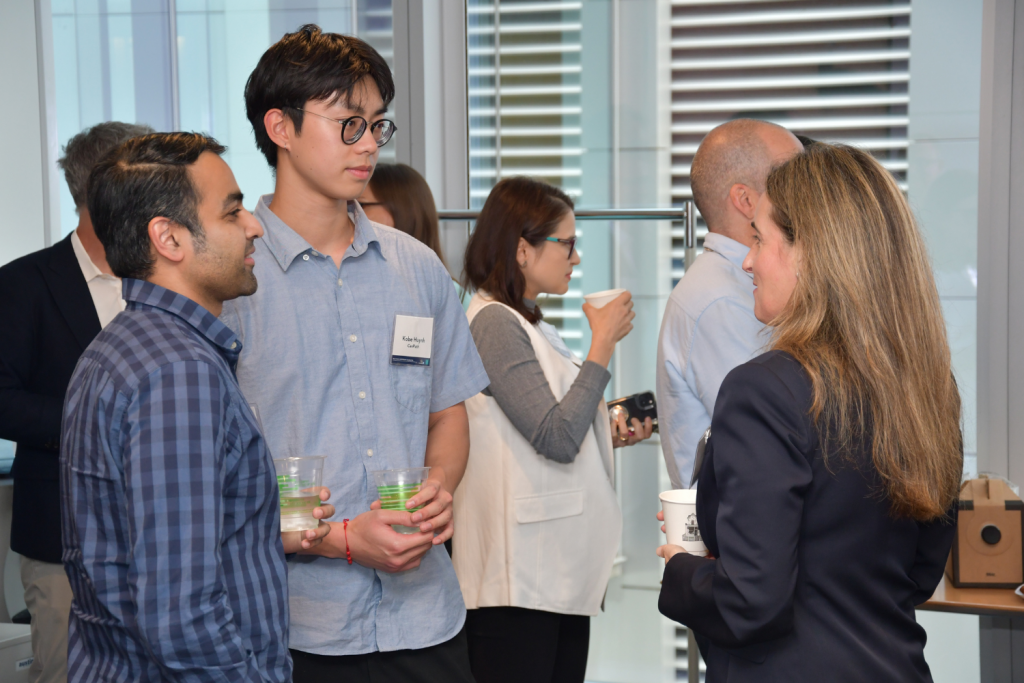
[60, 279, 289, 682]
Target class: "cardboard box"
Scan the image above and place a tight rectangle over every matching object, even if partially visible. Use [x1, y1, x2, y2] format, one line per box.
[946, 478, 1024, 588]
[0, 623, 32, 682]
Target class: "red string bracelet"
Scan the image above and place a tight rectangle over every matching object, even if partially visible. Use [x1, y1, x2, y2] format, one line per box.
[343, 519, 353, 565]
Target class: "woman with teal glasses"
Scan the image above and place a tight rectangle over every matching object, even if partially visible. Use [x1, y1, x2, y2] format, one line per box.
[454, 176, 653, 683]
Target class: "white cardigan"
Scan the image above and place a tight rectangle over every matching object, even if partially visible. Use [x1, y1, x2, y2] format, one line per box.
[453, 294, 622, 616]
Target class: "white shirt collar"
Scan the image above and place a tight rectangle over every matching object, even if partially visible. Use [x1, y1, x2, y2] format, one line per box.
[70, 229, 108, 282]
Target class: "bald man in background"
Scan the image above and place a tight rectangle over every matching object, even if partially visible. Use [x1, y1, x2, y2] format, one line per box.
[656, 119, 802, 488]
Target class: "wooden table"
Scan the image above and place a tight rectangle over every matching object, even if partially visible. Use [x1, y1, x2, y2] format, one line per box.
[919, 575, 1024, 681]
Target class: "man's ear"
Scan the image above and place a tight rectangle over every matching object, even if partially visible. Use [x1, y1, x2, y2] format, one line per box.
[264, 108, 293, 153]
[148, 217, 187, 265]
[728, 183, 758, 221]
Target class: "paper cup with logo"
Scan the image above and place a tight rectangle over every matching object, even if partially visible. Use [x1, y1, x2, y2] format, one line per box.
[659, 488, 707, 556]
[583, 288, 628, 309]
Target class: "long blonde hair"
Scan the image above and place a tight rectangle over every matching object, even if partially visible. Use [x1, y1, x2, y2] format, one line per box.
[766, 144, 961, 521]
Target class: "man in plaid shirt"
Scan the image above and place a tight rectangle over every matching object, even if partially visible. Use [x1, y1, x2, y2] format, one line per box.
[60, 132, 332, 682]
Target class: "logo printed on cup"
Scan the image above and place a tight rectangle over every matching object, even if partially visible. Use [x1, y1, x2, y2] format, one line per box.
[683, 512, 701, 543]
[659, 488, 707, 556]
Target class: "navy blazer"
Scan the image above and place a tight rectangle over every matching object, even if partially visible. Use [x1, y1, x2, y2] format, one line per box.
[0, 234, 101, 563]
[659, 351, 957, 683]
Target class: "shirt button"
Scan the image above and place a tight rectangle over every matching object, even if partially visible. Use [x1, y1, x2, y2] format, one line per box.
[358, 391, 366, 399]
[302, 254, 309, 261]
[230, 341, 237, 350]
[337, 279, 343, 286]
[366, 449, 374, 457]
[349, 334, 357, 342]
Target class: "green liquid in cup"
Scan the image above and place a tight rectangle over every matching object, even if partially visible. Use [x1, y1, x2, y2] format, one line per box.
[377, 483, 424, 511]
[377, 483, 424, 534]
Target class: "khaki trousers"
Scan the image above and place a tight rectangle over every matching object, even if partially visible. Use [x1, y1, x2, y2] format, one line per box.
[20, 556, 72, 683]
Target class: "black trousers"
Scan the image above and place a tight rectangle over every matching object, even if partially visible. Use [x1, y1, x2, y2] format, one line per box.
[290, 626, 475, 683]
[465, 606, 590, 683]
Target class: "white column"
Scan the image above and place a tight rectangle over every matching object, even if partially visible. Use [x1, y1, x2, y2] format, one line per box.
[0, 0, 50, 265]
[391, 0, 469, 276]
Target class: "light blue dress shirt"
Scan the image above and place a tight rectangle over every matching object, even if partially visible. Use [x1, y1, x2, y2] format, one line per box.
[221, 196, 489, 656]
[655, 232, 769, 489]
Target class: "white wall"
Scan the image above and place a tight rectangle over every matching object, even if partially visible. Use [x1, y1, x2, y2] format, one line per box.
[0, 0, 48, 267]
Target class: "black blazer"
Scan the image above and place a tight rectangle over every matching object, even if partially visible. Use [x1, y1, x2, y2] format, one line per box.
[659, 351, 957, 683]
[0, 234, 101, 563]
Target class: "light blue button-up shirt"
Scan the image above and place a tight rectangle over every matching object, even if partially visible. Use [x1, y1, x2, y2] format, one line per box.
[221, 196, 489, 656]
[655, 232, 769, 488]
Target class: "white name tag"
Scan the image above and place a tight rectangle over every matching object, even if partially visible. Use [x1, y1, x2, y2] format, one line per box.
[391, 315, 434, 366]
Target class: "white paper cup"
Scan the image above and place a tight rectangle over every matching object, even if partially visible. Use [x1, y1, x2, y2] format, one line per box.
[583, 288, 628, 309]
[659, 488, 707, 556]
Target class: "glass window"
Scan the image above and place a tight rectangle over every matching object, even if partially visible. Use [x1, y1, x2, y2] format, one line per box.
[468, 2, 980, 682]
[23, 0, 392, 477]
[467, 1, 593, 356]
[50, 0, 393, 239]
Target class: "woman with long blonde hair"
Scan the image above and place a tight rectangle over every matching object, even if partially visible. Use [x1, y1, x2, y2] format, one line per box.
[656, 143, 961, 682]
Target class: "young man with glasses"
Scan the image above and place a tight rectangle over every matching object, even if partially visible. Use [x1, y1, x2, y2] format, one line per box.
[223, 25, 487, 682]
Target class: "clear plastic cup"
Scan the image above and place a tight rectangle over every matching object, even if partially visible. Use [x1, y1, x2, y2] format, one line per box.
[372, 467, 431, 534]
[274, 456, 325, 532]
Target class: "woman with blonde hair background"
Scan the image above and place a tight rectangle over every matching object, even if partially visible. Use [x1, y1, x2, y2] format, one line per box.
[657, 143, 961, 682]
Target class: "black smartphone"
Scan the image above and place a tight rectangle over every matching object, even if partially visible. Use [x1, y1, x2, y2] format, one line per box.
[607, 391, 658, 433]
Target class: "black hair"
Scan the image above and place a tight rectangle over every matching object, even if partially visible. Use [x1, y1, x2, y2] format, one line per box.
[462, 177, 574, 324]
[87, 132, 227, 281]
[244, 24, 395, 168]
[58, 121, 155, 208]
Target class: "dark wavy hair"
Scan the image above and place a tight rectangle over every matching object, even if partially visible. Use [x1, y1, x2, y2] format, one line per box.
[87, 132, 226, 281]
[462, 177, 574, 324]
[245, 24, 395, 167]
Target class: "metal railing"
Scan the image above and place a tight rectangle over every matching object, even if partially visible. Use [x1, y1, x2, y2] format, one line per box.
[438, 201, 698, 265]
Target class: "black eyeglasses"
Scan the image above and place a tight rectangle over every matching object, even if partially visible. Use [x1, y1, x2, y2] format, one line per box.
[545, 236, 577, 259]
[292, 108, 397, 147]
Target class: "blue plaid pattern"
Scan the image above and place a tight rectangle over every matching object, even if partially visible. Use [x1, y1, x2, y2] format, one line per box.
[60, 279, 290, 682]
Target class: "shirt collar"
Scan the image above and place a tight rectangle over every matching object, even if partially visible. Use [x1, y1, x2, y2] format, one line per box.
[121, 279, 242, 364]
[70, 230, 104, 283]
[703, 232, 753, 273]
[255, 194, 384, 272]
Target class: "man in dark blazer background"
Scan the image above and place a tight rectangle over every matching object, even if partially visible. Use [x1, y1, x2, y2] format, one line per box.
[0, 121, 151, 683]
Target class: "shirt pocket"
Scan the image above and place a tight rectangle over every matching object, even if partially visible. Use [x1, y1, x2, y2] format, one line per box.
[391, 363, 433, 413]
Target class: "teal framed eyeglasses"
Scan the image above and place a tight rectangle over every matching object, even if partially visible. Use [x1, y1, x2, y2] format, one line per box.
[545, 236, 577, 259]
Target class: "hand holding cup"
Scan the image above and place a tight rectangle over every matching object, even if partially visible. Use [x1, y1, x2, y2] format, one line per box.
[583, 290, 635, 368]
